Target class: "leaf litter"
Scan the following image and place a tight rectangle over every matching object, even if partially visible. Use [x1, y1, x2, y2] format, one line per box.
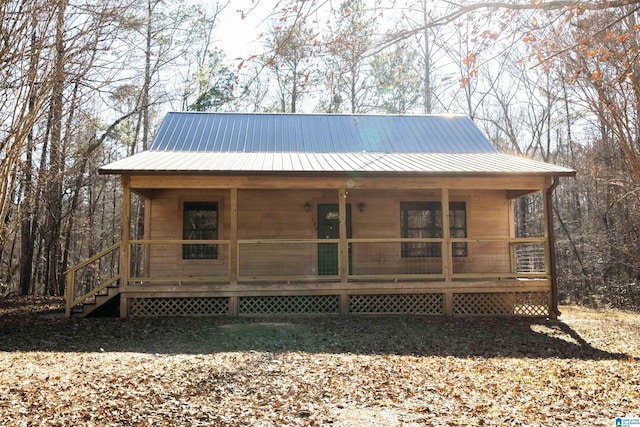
[0, 298, 638, 426]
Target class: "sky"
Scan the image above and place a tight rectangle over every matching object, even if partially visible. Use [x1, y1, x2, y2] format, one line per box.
[213, 1, 271, 62]
[211, 0, 456, 64]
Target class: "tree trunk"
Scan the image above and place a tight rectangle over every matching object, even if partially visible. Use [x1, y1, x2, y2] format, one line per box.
[422, 0, 432, 114]
[43, 0, 67, 295]
[142, 0, 154, 152]
[19, 13, 39, 296]
[19, 120, 36, 295]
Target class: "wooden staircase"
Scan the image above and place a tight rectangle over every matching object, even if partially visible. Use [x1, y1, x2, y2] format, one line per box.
[71, 284, 120, 318]
[65, 242, 121, 318]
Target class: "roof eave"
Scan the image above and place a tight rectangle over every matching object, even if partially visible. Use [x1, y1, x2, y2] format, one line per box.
[98, 168, 576, 178]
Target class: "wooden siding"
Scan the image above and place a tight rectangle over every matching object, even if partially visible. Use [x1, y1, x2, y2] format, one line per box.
[346, 189, 511, 276]
[143, 189, 230, 279]
[456, 189, 511, 275]
[237, 189, 327, 239]
[142, 188, 517, 279]
[350, 189, 440, 276]
[238, 190, 325, 277]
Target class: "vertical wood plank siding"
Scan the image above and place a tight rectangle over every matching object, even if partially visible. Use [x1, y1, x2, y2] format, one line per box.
[142, 188, 512, 279]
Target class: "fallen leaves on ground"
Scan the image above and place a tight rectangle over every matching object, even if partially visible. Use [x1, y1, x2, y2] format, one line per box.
[0, 299, 638, 426]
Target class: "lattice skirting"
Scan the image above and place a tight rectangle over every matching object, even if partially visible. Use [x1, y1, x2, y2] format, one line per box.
[453, 292, 549, 316]
[349, 293, 444, 314]
[239, 295, 340, 314]
[129, 297, 230, 316]
[125, 292, 549, 317]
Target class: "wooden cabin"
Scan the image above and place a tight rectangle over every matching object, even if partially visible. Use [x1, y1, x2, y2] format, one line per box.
[65, 112, 575, 318]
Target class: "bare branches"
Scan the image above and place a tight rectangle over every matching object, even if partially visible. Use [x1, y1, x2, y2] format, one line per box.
[0, 1, 56, 247]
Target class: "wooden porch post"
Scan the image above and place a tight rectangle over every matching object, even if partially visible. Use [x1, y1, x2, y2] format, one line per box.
[143, 197, 151, 278]
[441, 188, 453, 316]
[338, 188, 348, 285]
[544, 178, 561, 319]
[542, 188, 550, 273]
[119, 177, 131, 319]
[229, 188, 238, 285]
[229, 188, 239, 316]
[508, 198, 517, 272]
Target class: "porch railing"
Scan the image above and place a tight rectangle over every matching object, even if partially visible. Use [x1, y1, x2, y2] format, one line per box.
[346, 238, 445, 280]
[66, 236, 549, 315]
[64, 242, 121, 317]
[128, 239, 231, 284]
[450, 237, 548, 279]
[236, 237, 547, 282]
[119, 237, 548, 284]
[238, 239, 340, 282]
[121, 237, 548, 284]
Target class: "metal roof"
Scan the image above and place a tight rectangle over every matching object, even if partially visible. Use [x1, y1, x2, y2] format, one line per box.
[100, 151, 575, 175]
[99, 112, 575, 176]
[149, 112, 498, 153]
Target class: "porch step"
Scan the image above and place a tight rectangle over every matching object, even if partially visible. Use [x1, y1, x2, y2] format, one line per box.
[73, 285, 120, 318]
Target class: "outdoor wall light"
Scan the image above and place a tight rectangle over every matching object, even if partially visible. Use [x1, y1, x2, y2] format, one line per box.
[304, 202, 311, 212]
[358, 202, 366, 213]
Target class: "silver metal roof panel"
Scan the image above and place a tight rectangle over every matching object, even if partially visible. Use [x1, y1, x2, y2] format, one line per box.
[149, 112, 498, 154]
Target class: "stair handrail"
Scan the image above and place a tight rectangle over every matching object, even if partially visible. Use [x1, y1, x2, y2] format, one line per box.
[65, 242, 121, 317]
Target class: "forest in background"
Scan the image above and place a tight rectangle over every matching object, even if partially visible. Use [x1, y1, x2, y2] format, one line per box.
[1, 0, 640, 310]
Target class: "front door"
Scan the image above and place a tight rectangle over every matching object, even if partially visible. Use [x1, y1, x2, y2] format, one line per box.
[317, 204, 352, 275]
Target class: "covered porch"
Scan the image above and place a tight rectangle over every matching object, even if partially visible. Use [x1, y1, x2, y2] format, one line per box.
[65, 173, 557, 318]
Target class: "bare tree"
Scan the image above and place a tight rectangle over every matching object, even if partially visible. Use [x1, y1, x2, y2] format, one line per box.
[324, 0, 379, 113]
[0, 1, 55, 255]
[261, 22, 319, 113]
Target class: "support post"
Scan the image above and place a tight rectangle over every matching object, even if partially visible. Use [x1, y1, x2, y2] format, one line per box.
[340, 291, 349, 315]
[444, 291, 454, 317]
[229, 188, 238, 285]
[120, 177, 131, 319]
[544, 178, 561, 319]
[542, 188, 550, 274]
[120, 295, 128, 319]
[508, 198, 517, 273]
[65, 270, 74, 318]
[338, 188, 348, 284]
[441, 188, 452, 284]
[143, 197, 151, 278]
[229, 296, 239, 316]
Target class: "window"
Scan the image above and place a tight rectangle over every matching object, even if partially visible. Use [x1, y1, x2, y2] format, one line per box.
[449, 202, 468, 257]
[182, 202, 218, 259]
[401, 202, 441, 258]
[400, 201, 467, 258]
